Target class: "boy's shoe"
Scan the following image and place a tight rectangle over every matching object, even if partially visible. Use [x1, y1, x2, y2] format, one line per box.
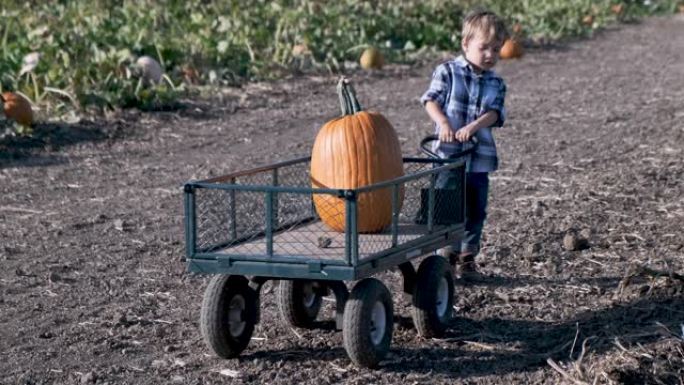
[455, 252, 482, 282]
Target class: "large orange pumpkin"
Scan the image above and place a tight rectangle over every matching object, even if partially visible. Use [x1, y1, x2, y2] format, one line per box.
[311, 78, 404, 233]
[499, 39, 523, 60]
[1, 92, 33, 126]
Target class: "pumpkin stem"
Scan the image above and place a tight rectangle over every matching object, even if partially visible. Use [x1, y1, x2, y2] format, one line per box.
[336, 77, 363, 116]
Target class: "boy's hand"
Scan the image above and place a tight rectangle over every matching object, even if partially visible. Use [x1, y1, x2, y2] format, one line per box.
[438, 122, 454, 142]
[455, 126, 474, 142]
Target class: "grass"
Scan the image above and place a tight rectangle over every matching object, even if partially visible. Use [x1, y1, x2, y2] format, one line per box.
[0, 0, 680, 126]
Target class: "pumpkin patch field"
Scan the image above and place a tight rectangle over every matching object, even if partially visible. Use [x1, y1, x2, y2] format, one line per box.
[2, 5, 684, 385]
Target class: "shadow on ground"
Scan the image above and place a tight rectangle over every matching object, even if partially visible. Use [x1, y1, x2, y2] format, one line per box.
[239, 292, 682, 379]
[0, 120, 119, 168]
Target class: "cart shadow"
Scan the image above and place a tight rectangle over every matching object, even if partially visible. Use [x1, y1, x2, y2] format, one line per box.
[244, 294, 682, 378]
[383, 295, 683, 378]
[242, 346, 349, 363]
[454, 274, 625, 290]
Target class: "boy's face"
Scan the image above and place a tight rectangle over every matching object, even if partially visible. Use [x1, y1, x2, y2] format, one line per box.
[462, 32, 502, 72]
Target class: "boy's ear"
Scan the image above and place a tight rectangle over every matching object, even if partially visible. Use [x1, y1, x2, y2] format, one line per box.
[461, 36, 469, 51]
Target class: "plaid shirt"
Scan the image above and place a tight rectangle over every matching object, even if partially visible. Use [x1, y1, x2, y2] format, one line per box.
[421, 55, 507, 173]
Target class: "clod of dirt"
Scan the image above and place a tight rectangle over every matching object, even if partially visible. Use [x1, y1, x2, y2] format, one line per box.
[317, 236, 332, 248]
[80, 371, 97, 384]
[524, 242, 543, 260]
[563, 232, 590, 251]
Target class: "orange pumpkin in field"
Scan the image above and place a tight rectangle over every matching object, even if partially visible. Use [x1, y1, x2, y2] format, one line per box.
[1, 92, 33, 126]
[310, 78, 404, 233]
[499, 39, 523, 59]
[611, 4, 624, 15]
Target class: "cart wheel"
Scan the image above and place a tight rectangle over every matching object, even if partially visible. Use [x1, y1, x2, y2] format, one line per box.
[200, 275, 258, 359]
[343, 278, 393, 368]
[277, 279, 323, 328]
[412, 255, 454, 338]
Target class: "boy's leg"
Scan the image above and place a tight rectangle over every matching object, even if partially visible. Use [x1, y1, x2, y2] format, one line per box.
[460, 172, 490, 273]
[434, 168, 462, 262]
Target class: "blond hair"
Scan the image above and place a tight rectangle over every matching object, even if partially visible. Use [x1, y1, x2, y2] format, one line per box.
[462, 9, 509, 45]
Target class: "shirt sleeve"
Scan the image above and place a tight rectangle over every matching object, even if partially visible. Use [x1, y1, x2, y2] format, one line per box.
[420, 64, 449, 108]
[482, 79, 506, 127]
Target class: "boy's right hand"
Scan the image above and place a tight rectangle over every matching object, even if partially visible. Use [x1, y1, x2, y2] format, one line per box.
[438, 122, 454, 142]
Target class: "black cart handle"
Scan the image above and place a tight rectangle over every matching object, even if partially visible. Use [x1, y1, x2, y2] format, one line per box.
[420, 134, 478, 159]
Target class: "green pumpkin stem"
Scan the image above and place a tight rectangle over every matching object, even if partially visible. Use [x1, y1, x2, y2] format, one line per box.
[337, 77, 363, 116]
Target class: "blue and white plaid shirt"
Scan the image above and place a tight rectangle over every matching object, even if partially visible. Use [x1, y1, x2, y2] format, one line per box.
[421, 55, 507, 173]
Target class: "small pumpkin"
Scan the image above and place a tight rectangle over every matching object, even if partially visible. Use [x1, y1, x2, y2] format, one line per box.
[1, 92, 34, 126]
[311, 78, 404, 233]
[512, 23, 523, 36]
[359, 47, 384, 70]
[610, 4, 624, 15]
[582, 14, 595, 27]
[499, 39, 523, 59]
[291, 44, 311, 57]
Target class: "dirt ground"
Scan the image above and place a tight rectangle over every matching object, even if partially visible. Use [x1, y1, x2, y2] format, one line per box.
[2, 15, 684, 385]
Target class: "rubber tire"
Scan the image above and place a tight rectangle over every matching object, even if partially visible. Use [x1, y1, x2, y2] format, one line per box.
[200, 275, 258, 359]
[412, 255, 454, 338]
[277, 279, 323, 328]
[343, 278, 393, 368]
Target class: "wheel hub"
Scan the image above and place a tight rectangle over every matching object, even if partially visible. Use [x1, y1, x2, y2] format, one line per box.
[228, 295, 246, 337]
[436, 277, 449, 317]
[302, 282, 317, 308]
[369, 301, 386, 346]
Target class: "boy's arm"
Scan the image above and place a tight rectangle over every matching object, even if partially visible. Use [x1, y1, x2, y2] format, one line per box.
[454, 110, 499, 142]
[455, 78, 506, 142]
[424, 100, 456, 142]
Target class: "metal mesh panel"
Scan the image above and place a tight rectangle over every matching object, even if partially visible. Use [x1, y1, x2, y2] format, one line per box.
[355, 160, 465, 259]
[189, 158, 465, 264]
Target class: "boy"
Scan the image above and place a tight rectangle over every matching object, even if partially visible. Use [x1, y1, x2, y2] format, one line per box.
[420, 9, 508, 279]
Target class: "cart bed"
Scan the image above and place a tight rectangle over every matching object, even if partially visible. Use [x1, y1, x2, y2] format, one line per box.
[183, 156, 466, 281]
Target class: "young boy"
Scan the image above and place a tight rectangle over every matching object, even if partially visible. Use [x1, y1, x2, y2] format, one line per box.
[420, 9, 508, 279]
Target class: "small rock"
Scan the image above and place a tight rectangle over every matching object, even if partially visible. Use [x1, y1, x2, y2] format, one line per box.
[563, 233, 590, 251]
[524, 242, 543, 259]
[171, 376, 185, 383]
[113, 219, 126, 232]
[39, 331, 54, 339]
[92, 214, 108, 224]
[151, 359, 166, 369]
[80, 371, 97, 384]
[48, 272, 62, 282]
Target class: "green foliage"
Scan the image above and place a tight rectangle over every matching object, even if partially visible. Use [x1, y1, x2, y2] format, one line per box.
[0, 0, 679, 117]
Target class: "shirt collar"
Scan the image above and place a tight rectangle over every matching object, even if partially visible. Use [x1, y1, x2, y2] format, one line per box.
[454, 54, 489, 77]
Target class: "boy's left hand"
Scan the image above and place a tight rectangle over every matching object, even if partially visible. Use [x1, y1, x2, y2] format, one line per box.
[454, 127, 474, 142]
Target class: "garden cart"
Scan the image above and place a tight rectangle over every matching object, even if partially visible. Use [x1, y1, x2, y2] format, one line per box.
[182, 135, 474, 368]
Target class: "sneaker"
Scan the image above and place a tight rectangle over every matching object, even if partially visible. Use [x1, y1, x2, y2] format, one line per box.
[457, 253, 482, 281]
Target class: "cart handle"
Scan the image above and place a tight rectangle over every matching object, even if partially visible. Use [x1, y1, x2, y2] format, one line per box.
[420, 134, 478, 159]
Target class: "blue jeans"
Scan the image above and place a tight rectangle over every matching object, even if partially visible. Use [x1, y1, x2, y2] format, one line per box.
[435, 171, 489, 255]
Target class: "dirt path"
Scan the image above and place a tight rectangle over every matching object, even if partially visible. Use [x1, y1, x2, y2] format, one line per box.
[2, 15, 684, 385]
